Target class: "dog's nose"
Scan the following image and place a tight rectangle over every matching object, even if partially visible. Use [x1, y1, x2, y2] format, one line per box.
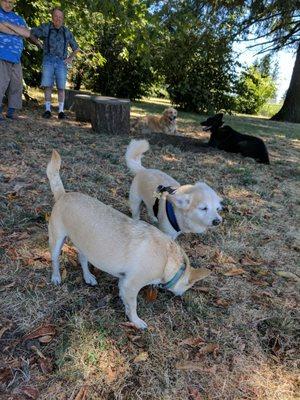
[212, 218, 221, 226]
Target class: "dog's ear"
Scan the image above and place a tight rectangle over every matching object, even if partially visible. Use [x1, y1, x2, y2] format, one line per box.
[217, 113, 224, 119]
[189, 267, 211, 284]
[168, 192, 191, 209]
[195, 181, 210, 191]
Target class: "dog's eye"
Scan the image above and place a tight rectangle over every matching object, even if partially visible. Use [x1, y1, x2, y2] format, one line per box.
[199, 206, 208, 211]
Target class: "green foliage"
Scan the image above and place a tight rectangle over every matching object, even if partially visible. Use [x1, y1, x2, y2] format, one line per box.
[153, 1, 242, 112]
[12, 0, 293, 114]
[234, 64, 277, 114]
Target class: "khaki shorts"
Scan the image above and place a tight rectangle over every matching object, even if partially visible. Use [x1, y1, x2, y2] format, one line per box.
[0, 59, 23, 109]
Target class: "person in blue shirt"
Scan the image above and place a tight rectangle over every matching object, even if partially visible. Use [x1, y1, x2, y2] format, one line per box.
[31, 8, 80, 119]
[0, 0, 32, 120]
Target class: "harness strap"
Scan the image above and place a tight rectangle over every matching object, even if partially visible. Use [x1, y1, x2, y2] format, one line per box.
[153, 185, 177, 218]
[46, 23, 67, 58]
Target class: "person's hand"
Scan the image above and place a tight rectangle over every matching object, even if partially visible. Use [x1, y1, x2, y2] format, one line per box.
[64, 56, 74, 65]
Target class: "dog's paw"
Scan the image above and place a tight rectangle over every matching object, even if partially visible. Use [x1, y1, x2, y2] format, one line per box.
[51, 274, 61, 285]
[84, 272, 98, 286]
[131, 317, 148, 330]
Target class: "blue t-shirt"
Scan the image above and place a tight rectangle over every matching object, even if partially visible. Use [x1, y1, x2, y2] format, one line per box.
[0, 7, 26, 64]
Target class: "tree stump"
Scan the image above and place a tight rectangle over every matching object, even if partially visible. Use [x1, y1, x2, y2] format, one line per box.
[64, 88, 91, 110]
[74, 94, 92, 122]
[90, 96, 130, 135]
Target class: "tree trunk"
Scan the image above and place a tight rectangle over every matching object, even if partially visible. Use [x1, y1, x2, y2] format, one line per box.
[74, 94, 92, 122]
[271, 43, 300, 123]
[64, 89, 91, 110]
[90, 96, 130, 135]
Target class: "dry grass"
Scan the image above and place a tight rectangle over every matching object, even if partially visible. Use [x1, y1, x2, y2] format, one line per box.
[0, 96, 299, 400]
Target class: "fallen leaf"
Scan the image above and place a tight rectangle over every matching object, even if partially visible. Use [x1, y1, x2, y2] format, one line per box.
[61, 267, 67, 281]
[106, 366, 117, 383]
[39, 357, 53, 374]
[7, 192, 18, 201]
[144, 286, 158, 301]
[188, 387, 203, 400]
[38, 335, 54, 344]
[16, 231, 30, 241]
[197, 343, 219, 357]
[249, 278, 269, 287]
[0, 282, 15, 292]
[179, 337, 205, 347]
[30, 345, 46, 359]
[23, 323, 56, 342]
[44, 212, 51, 222]
[193, 286, 210, 294]
[133, 352, 149, 363]
[215, 298, 229, 307]
[223, 268, 246, 276]
[213, 250, 237, 266]
[74, 385, 89, 400]
[176, 361, 203, 371]
[120, 322, 141, 331]
[276, 271, 300, 282]
[20, 385, 39, 399]
[240, 256, 263, 266]
[0, 367, 12, 384]
[0, 321, 13, 338]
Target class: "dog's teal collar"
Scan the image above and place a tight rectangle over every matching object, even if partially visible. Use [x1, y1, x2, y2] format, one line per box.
[157, 264, 186, 290]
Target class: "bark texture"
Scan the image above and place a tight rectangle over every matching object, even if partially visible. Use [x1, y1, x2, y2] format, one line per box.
[271, 43, 300, 123]
[90, 96, 130, 135]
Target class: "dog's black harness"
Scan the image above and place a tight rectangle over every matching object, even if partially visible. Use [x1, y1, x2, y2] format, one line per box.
[153, 185, 181, 233]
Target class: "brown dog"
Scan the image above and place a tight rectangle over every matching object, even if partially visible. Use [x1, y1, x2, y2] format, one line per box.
[132, 107, 178, 135]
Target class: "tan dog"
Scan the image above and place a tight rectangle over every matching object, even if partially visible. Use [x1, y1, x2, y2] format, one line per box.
[46, 150, 211, 329]
[126, 139, 223, 239]
[132, 107, 178, 135]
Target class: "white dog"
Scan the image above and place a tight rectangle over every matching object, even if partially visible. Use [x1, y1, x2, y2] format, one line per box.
[126, 139, 223, 239]
[46, 150, 211, 329]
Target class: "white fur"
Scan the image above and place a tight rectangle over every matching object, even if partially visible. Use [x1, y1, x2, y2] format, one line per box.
[47, 150, 211, 329]
[126, 139, 223, 239]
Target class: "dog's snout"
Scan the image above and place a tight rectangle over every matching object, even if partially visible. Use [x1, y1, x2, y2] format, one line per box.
[212, 218, 221, 226]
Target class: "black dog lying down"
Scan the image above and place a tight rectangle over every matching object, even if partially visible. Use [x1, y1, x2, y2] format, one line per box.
[201, 113, 270, 164]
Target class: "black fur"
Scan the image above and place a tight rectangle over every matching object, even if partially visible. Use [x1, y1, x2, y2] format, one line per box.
[201, 113, 270, 164]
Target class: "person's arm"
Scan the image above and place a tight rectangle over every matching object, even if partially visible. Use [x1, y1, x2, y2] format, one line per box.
[28, 32, 43, 48]
[2, 21, 30, 38]
[0, 22, 20, 35]
[65, 48, 80, 64]
[64, 30, 80, 64]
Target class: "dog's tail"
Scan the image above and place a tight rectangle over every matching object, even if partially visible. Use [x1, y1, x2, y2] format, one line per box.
[125, 139, 149, 175]
[46, 150, 65, 202]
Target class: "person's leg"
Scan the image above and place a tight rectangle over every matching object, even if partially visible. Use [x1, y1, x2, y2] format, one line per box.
[41, 57, 54, 118]
[55, 59, 68, 119]
[0, 60, 12, 121]
[6, 62, 23, 118]
[58, 88, 65, 113]
[44, 86, 52, 112]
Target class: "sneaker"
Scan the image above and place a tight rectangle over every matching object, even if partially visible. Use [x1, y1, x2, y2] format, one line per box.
[6, 114, 20, 120]
[58, 111, 66, 119]
[42, 110, 52, 119]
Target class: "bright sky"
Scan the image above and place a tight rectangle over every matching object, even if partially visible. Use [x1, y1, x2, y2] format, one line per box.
[233, 42, 296, 102]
